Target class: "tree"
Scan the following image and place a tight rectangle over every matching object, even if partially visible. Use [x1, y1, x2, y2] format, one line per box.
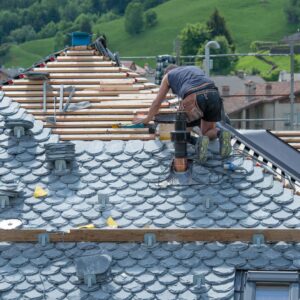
[285, 0, 300, 24]
[124, 2, 144, 35]
[206, 9, 234, 46]
[62, 1, 80, 21]
[54, 31, 69, 50]
[38, 21, 57, 39]
[179, 23, 210, 56]
[75, 14, 92, 33]
[144, 10, 157, 28]
[9, 25, 36, 43]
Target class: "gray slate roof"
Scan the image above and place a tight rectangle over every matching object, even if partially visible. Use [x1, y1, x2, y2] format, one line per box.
[0, 92, 299, 230]
[1, 92, 300, 300]
[1, 241, 300, 300]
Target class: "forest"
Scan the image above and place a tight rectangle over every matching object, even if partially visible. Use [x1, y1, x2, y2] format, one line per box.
[0, 0, 167, 46]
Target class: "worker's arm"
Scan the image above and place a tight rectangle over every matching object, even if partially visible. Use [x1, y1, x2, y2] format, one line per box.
[133, 75, 170, 124]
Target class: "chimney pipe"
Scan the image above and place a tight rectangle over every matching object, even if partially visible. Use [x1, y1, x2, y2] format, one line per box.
[245, 80, 256, 101]
[171, 112, 190, 172]
[265, 83, 272, 96]
[221, 85, 230, 97]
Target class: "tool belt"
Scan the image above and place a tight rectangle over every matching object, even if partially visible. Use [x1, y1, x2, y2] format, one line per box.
[179, 93, 203, 123]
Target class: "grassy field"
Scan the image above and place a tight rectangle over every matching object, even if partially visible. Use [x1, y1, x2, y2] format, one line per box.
[1, 0, 296, 71]
[2, 38, 55, 68]
[94, 0, 292, 56]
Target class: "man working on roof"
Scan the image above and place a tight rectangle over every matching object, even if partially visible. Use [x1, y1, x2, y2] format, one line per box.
[134, 65, 231, 160]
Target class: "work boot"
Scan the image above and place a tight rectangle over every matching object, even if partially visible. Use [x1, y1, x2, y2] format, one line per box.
[197, 136, 209, 163]
[219, 130, 232, 158]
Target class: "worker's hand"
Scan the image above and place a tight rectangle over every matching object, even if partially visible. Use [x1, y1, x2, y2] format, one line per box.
[133, 116, 151, 125]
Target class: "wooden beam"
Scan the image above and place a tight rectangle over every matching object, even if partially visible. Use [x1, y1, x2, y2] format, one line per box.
[63, 50, 96, 56]
[1, 228, 300, 243]
[27, 108, 176, 115]
[272, 131, 300, 137]
[12, 78, 139, 85]
[60, 134, 155, 141]
[21, 101, 167, 109]
[56, 56, 112, 62]
[46, 62, 124, 68]
[36, 115, 135, 121]
[44, 121, 144, 128]
[2, 84, 146, 91]
[32, 68, 128, 74]
[53, 128, 149, 134]
[12, 95, 157, 102]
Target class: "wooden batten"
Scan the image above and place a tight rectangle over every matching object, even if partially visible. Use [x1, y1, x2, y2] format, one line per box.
[12, 78, 138, 85]
[2, 228, 300, 243]
[46, 62, 118, 67]
[2, 46, 177, 141]
[32, 68, 128, 75]
[2, 84, 147, 91]
[63, 50, 96, 56]
[22, 101, 167, 109]
[56, 56, 109, 62]
[52, 128, 149, 134]
[27, 108, 175, 115]
[36, 115, 135, 121]
[61, 134, 155, 141]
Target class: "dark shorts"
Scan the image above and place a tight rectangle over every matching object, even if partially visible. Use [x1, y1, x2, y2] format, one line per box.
[186, 89, 222, 127]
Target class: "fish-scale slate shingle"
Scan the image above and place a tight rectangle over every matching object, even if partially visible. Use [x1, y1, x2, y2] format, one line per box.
[1, 92, 300, 299]
[1, 242, 300, 299]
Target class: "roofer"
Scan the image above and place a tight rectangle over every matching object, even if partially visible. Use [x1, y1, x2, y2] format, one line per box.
[134, 65, 232, 161]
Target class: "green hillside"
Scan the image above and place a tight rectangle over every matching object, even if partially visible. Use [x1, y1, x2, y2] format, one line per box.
[2, 38, 55, 68]
[95, 0, 292, 56]
[1, 0, 295, 70]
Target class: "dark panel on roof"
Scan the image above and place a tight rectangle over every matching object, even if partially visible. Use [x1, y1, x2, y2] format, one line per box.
[220, 123, 300, 182]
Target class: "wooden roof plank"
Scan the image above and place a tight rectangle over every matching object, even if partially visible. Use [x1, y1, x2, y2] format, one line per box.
[52, 128, 149, 134]
[60, 134, 155, 141]
[27, 108, 175, 115]
[2, 228, 300, 243]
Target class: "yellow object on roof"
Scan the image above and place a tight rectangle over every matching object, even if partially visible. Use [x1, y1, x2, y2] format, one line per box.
[33, 186, 48, 198]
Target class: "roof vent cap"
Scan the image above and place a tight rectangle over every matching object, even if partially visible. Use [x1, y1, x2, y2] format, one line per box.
[76, 254, 112, 287]
[5, 118, 34, 138]
[0, 184, 21, 209]
[45, 142, 75, 173]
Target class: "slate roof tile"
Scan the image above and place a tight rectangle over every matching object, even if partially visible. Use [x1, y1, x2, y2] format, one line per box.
[1, 90, 300, 299]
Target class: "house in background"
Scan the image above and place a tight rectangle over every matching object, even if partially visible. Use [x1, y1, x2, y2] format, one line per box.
[211, 73, 265, 95]
[223, 80, 300, 131]
[278, 70, 300, 82]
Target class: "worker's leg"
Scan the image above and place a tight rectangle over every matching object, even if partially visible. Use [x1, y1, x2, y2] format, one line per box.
[201, 119, 218, 140]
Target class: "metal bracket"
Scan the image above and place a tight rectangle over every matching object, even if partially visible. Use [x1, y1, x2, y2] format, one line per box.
[193, 274, 204, 288]
[84, 274, 96, 288]
[38, 233, 49, 246]
[98, 193, 109, 211]
[59, 85, 64, 112]
[54, 159, 67, 171]
[144, 233, 156, 248]
[0, 195, 10, 209]
[13, 126, 25, 138]
[43, 81, 47, 112]
[252, 233, 265, 247]
[204, 196, 211, 210]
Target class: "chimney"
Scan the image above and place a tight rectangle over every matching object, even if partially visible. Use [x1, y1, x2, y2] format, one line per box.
[221, 85, 230, 97]
[245, 80, 256, 101]
[265, 83, 272, 96]
[237, 71, 245, 79]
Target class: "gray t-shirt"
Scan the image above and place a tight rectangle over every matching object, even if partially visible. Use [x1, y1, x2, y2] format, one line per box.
[167, 66, 214, 98]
